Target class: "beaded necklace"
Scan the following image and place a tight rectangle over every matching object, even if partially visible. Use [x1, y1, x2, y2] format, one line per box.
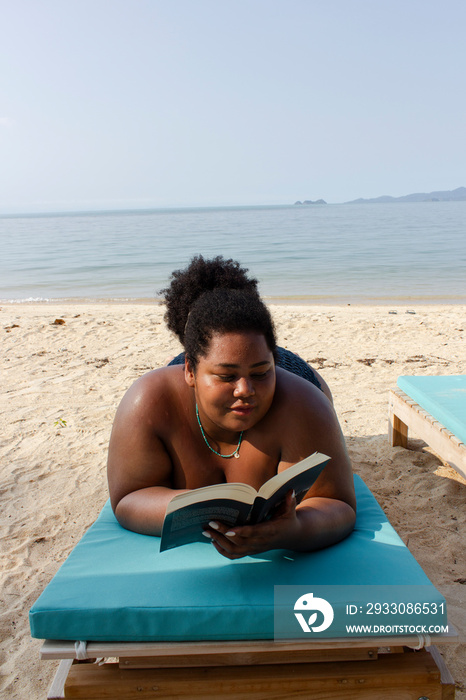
[195, 404, 243, 459]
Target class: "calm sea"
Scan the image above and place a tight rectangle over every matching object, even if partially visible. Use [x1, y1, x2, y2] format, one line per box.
[1, 202, 465, 303]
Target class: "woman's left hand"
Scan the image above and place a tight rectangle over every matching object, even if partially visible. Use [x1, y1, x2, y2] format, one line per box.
[202, 490, 299, 559]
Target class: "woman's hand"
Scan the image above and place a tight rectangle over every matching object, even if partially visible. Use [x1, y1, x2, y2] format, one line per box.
[202, 491, 299, 559]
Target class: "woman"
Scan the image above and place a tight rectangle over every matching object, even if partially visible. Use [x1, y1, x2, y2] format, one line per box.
[107, 256, 356, 559]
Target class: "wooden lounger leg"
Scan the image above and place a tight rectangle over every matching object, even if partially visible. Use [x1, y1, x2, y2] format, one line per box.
[47, 659, 73, 699]
[429, 645, 456, 700]
[389, 411, 408, 448]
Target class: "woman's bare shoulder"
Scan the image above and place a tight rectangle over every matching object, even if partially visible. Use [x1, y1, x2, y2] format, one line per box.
[269, 368, 340, 454]
[274, 367, 331, 415]
[116, 365, 186, 418]
[272, 368, 354, 507]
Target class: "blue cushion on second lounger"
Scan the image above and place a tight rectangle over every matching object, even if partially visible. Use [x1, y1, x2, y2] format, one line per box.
[398, 375, 466, 445]
[29, 476, 444, 642]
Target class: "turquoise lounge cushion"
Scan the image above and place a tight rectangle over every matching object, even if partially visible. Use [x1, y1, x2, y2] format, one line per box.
[29, 476, 441, 642]
[397, 375, 466, 445]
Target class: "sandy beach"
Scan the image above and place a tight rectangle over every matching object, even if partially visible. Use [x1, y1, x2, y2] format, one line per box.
[1, 302, 465, 698]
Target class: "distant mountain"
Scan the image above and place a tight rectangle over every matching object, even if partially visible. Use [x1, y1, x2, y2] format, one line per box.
[346, 187, 466, 204]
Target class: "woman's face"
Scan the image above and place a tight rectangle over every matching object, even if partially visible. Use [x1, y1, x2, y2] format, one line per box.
[185, 331, 276, 439]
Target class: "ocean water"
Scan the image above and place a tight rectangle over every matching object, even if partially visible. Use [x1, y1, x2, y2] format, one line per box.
[1, 202, 465, 303]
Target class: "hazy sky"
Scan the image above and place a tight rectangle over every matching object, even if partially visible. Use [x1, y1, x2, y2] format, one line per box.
[1, 0, 465, 213]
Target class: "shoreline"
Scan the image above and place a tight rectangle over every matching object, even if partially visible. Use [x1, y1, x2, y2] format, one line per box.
[2, 295, 466, 306]
[1, 302, 465, 698]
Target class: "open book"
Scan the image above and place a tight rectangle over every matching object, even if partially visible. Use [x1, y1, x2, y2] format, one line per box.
[160, 452, 330, 551]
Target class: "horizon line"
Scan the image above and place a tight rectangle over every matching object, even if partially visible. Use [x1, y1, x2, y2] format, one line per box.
[1, 195, 465, 219]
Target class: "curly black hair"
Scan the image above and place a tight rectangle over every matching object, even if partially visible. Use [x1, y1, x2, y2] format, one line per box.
[161, 255, 276, 367]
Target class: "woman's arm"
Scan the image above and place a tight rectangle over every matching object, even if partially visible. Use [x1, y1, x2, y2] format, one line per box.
[107, 370, 185, 535]
[113, 486, 188, 536]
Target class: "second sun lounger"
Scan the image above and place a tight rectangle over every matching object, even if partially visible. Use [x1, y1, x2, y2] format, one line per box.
[389, 375, 466, 481]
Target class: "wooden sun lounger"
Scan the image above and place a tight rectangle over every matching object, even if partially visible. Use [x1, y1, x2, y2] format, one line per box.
[31, 477, 459, 699]
[43, 633, 457, 699]
[389, 386, 466, 481]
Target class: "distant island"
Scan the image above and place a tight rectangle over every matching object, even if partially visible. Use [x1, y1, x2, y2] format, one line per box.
[293, 187, 466, 206]
[294, 199, 327, 205]
[345, 186, 466, 204]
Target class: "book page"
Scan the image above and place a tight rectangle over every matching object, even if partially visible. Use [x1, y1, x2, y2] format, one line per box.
[165, 482, 257, 515]
[256, 452, 329, 501]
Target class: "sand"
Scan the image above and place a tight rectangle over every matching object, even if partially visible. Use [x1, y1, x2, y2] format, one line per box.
[1, 302, 465, 698]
